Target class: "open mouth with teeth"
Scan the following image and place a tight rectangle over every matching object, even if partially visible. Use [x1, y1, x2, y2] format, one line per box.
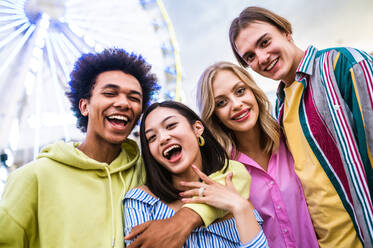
[265, 58, 279, 71]
[163, 144, 182, 162]
[232, 108, 250, 121]
[106, 115, 129, 127]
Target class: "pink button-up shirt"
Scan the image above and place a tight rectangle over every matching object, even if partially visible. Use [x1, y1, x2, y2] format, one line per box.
[235, 140, 318, 248]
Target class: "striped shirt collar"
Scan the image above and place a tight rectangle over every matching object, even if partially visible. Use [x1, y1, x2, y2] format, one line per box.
[296, 45, 317, 77]
[276, 45, 318, 102]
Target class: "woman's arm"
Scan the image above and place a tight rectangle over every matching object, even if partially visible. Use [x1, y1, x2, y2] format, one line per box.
[124, 187, 202, 248]
[123, 189, 153, 246]
[181, 165, 267, 246]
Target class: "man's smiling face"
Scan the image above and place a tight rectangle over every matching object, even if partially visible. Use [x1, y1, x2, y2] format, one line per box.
[79, 70, 143, 145]
[235, 21, 299, 85]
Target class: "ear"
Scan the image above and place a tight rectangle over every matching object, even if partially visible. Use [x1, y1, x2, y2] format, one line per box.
[286, 33, 293, 42]
[192, 120, 205, 137]
[79, 98, 89, 117]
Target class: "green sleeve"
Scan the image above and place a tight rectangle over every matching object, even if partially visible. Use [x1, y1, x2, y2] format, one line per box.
[0, 167, 38, 247]
[183, 160, 251, 227]
[0, 209, 27, 247]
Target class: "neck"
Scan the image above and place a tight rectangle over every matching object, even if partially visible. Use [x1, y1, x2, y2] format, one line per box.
[235, 124, 270, 171]
[283, 46, 305, 87]
[78, 136, 122, 164]
[235, 124, 262, 157]
[172, 163, 202, 191]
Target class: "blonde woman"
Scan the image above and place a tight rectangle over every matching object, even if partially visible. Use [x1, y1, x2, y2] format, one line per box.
[195, 61, 318, 248]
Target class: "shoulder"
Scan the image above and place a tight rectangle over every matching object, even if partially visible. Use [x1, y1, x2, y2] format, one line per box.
[273, 139, 293, 159]
[123, 186, 159, 208]
[317, 46, 371, 67]
[225, 160, 252, 186]
[135, 185, 157, 198]
[7, 158, 50, 183]
[227, 160, 251, 176]
[121, 138, 140, 156]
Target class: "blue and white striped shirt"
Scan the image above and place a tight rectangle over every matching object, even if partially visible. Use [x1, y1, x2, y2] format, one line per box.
[123, 188, 268, 247]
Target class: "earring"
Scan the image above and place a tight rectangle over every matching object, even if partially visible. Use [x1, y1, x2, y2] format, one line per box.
[198, 136, 205, 147]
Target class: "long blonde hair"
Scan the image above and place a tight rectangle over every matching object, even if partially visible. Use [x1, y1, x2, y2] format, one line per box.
[197, 61, 280, 158]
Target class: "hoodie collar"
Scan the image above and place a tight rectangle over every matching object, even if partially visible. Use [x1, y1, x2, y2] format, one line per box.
[38, 138, 140, 177]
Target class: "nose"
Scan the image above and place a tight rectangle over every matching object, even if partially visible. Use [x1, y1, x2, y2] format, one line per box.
[231, 97, 242, 110]
[114, 94, 130, 110]
[257, 50, 270, 66]
[159, 130, 171, 145]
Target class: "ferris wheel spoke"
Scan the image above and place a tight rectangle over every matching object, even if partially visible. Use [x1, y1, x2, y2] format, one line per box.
[0, 13, 26, 22]
[0, 18, 28, 32]
[0, 22, 29, 49]
[45, 36, 71, 141]
[0, 24, 35, 75]
[56, 30, 85, 56]
[49, 32, 73, 81]
[0, 0, 25, 9]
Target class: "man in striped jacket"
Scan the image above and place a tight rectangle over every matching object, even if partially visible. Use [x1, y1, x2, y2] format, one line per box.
[229, 6, 373, 248]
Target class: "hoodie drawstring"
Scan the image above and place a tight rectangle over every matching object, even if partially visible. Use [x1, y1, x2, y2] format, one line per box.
[119, 171, 126, 195]
[104, 166, 115, 247]
[119, 171, 127, 231]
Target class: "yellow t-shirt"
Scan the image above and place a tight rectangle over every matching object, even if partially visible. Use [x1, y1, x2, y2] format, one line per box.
[283, 81, 362, 248]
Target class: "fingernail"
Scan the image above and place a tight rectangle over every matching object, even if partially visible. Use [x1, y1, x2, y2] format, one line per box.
[192, 165, 197, 168]
[180, 181, 185, 185]
[179, 192, 184, 196]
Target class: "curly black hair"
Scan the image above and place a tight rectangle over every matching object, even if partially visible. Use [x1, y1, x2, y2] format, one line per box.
[66, 48, 158, 132]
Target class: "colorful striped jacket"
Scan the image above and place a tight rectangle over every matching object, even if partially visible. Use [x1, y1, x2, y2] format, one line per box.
[275, 45, 373, 247]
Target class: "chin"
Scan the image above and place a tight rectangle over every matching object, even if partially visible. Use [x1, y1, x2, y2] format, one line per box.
[107, 136, 128, 145]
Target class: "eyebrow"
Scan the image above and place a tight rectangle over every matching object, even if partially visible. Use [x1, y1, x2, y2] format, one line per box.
[102, 84, 143, 97]
[241, 33, 268, 59]
[214, 81, 244, 100]
[145, 115, 176, 134]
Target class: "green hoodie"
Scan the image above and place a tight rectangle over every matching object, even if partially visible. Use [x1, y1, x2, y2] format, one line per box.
[0, 139, 145, 248]
[0, 139, 251, 248]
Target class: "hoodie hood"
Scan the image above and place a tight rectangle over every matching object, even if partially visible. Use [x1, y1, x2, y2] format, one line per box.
[38, 138, 140, 177]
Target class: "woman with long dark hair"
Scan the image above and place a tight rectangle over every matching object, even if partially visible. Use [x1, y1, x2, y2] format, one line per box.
[123, 101, 268, 247]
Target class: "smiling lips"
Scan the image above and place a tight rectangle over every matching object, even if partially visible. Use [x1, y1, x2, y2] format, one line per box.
[232, 108, 250, 122]
[265, 58, 279, 71]
[106, 114, 129, 129]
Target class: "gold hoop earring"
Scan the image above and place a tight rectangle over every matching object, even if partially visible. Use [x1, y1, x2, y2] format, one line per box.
[198, 136, 205, 147]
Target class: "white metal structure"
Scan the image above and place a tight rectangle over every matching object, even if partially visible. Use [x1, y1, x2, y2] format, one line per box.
[0, 0, 182, 176]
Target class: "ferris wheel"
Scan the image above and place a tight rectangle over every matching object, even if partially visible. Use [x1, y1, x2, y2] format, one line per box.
[0, 0, 183, 169]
